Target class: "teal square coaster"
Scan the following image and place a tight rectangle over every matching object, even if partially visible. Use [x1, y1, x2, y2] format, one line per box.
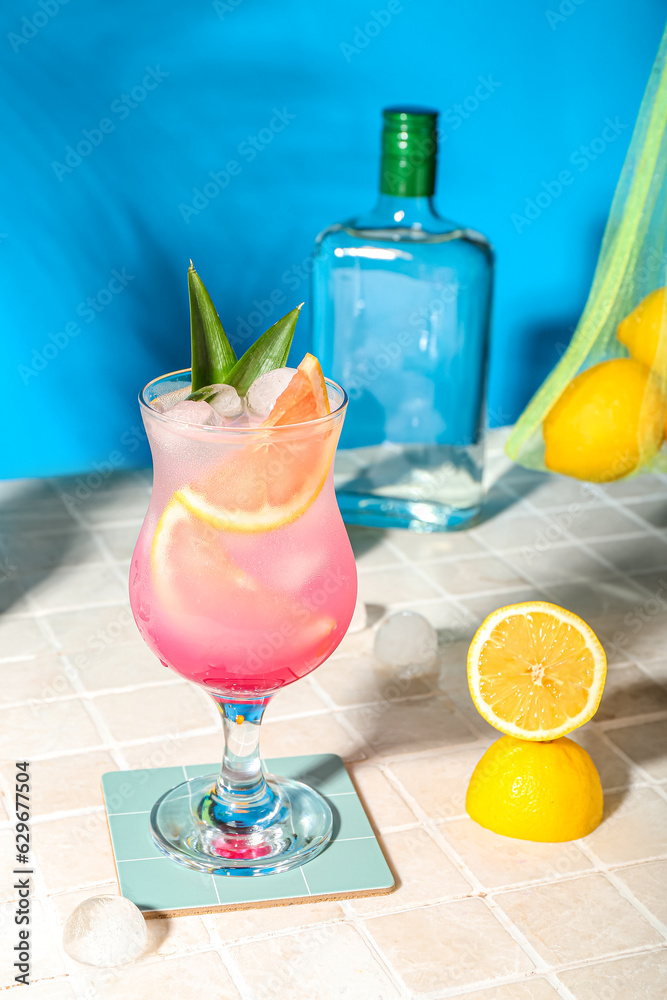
[101, 753, 395, 916]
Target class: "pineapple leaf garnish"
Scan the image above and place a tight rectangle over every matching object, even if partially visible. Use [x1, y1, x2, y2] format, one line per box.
[187, 385, 219, 403]
[225, 304, 303, 397]
[188, 262, 237, 393]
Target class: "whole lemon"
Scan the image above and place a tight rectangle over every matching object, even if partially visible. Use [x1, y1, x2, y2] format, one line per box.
[617, 287, 667, 372]
[466, 735, 603, 842]
[543, 357, 666, 481]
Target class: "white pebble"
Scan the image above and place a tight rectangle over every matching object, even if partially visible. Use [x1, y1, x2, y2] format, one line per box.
[63, 894, 148, 967]
[374, 611, 437, 668]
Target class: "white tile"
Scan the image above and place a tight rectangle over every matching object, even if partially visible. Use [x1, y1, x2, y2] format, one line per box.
[497, 874, 661, 964]
[441, 816, 594, 888]
[0, 697, 102, 760]
[584, 788, 667, 864]
[503, 544, 608, 585]
[420, 555, 528, 596]
[356, 566, 441, 604]
[472, 511, 554, 552]
[342, 695, 476, 756]
[614, 860, 667, 924]
[0, 617, 50, 659]
[624, 498, 667, 529]
[559, 950, 667, 999]
[45, 604, 141, 654]
[595, 664, 667, 722]
[26, 565, 126, 612]
[83, 950, 240, 1000]
[550, 504, 643, 539]
[366, 897, 534, 993]
[0, 654, 76, 704]
[605, 720, 667, 781]
[387, 527, 483, 560]
[230, 923, 401, 999]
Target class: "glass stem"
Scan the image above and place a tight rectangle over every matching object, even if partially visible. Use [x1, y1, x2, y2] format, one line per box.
[209, 698, 279, 830]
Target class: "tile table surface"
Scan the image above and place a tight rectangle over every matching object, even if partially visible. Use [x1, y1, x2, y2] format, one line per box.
[0, 431, 666, 998]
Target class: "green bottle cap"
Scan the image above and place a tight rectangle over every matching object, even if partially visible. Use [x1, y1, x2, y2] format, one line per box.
[380, 106, 438, 197]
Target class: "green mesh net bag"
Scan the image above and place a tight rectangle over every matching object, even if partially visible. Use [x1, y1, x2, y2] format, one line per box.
[506, 26, 667, 483]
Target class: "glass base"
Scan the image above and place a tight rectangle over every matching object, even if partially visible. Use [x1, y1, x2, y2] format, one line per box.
[149, 773, 333, 877]
[337, 491, 481, 531]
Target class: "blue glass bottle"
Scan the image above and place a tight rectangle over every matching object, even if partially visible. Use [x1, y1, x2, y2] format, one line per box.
[312, 107, 494, 531]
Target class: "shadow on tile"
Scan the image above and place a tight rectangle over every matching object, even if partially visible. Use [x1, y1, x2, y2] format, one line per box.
[345, 525, 386, 559]
[0, 481, 78, 615]
[365, 603, 385, 628]
[145, 915, 171, 949]
[475, 468, 547, 526]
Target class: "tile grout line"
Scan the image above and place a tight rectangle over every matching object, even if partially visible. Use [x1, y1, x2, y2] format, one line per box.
[339, 898, 413, 998]
[200, 913, 263, 1000]
[465, 481, 667, 958]
[374, 762, 561, 982]
[360, 533, 491, 743]
[5, 465, 667, 997]
[469, 498, 667, 782]
[575, 838, 667, 941]
[415, 942, 667, 999]
[375, 748, 667, 992]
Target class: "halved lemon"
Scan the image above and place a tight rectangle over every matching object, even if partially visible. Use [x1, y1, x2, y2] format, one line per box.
[467, 601, 607, 741]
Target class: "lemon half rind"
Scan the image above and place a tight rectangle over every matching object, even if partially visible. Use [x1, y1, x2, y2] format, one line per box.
[467, 601, 607, 741]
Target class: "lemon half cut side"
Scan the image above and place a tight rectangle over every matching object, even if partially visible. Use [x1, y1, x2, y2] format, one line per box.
[467, 601, 607, 741]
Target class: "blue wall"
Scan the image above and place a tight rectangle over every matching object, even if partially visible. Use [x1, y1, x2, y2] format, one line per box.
[2, 0, 665, 477]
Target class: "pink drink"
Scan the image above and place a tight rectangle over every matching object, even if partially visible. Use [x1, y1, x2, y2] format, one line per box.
[130, 371, 356, 701]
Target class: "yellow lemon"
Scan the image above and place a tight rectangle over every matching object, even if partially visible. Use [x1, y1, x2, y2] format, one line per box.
[617, 287, 667, 372]
[543, 358, 666, 481]
[466, 735, 603, 842]
[467, 601, 606, 741]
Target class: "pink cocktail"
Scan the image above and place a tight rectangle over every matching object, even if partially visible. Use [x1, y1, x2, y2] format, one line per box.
[129, 369, 356, 875]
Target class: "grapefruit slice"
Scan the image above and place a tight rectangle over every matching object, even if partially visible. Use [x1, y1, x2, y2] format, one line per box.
[177, 354, 336, 533]
[262, 353, 330, 427]
[177, 427, 337, 534]
[467, 601, 607, 741]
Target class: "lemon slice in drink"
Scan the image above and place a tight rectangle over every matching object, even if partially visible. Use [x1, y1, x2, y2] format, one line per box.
[151, 498, 261, 616]
[151, 499, 337, 655]
[467, 602, 607, 741]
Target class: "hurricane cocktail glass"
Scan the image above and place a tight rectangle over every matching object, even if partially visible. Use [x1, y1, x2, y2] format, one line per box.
[129, 370, 356, 875]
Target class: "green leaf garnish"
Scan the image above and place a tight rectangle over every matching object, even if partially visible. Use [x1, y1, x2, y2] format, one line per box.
[225, 304, 303, 396]
[187, 385, 218, 403]
[188, 262, 237, 392]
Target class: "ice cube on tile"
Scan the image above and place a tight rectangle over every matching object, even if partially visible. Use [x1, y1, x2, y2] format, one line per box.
[374, 611, 437, 668]
[63, 894, 148, 967]
[205, 383, 244, 419]
[246, 367, 296, 420]
[348, 594, 368, 634]
[162, 399, 223, 426]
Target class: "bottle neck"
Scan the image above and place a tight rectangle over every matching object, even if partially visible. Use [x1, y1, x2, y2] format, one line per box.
[370, 193, 440, 228]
